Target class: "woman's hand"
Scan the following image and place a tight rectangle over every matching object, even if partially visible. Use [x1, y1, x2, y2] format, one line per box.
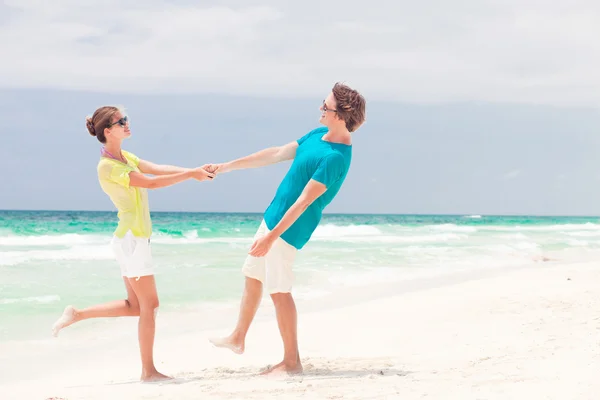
[202, 163, 230, 175]
[191, 166, 215, 181]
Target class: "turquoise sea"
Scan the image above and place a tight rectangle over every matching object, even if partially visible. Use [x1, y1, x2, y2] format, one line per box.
[1, 210, 600, 342]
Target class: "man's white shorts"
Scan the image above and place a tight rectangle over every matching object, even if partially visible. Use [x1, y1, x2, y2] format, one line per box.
[111, 231, 155, 279]
[242, 220, 298, 294]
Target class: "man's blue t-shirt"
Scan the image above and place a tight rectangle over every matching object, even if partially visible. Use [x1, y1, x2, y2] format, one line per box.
[263, 127, 352, 249]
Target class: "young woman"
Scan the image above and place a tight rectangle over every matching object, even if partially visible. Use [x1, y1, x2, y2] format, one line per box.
[51, 106, 214, 382]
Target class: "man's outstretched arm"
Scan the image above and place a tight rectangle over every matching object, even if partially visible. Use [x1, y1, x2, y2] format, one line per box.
[208, 141, 298, 174]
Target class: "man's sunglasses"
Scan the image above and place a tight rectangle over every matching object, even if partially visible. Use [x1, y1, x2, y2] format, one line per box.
[108, 116, 129, 127]
[322, 100, 337, 113]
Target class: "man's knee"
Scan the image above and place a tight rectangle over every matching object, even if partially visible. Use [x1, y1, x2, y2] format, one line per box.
[270, 291, 293, 303]
[245, 276, 263, 286]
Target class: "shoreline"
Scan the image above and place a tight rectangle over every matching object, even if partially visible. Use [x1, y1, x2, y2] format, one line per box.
[3, 260, 599, 399]
[0, 256, 548, 344]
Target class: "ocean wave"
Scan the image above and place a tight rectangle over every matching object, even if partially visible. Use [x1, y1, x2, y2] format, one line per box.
[566, 239, 589, 247]
[159, 224, 386, 242]
[420, 223, 600, 234]
[0, 246, 113, 266]
[0, 232, 251, 248]
[480, 223, 600, 232]
[151, 236, 250, 245]
[498, 233, 530, 240]
[312, 233, 468, 243]
[564, 230, 600, 237]
[425, 224, 478, 233]
[0, 234, 108, 247]
[513, 241, 540, 250]
[312, 224, 382, 237]
[0, 295, 60, 305]
[1, 221, 599, 253]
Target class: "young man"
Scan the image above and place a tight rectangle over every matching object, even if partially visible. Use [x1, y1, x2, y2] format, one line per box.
[207, 82, 366, 376]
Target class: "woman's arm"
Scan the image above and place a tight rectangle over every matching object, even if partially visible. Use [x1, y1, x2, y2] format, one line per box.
[129, 167, 213, 189]
[137, 159, 191, 176]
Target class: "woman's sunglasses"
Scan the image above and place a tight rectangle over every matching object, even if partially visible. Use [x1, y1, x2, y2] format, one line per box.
[108, 116, 129, 128]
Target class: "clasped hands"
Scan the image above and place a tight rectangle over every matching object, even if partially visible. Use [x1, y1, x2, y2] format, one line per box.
[190, 162, 276, 258]
[188, 163, 224, 182]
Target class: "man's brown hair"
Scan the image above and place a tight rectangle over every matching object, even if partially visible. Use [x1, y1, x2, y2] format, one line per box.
[331, 82, 366, 132]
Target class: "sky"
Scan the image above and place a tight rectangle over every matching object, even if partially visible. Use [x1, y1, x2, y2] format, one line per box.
[1, 1, 600, 215]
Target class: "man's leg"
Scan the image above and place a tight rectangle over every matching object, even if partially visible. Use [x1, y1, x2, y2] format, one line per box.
[209, 277, 263, 354]
[261, 291, 302, 375]
[210, 223, 268, 354]
[260, 236, 301, 375]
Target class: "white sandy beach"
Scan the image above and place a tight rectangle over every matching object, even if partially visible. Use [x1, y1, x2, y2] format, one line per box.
[2, 261, 600, 400]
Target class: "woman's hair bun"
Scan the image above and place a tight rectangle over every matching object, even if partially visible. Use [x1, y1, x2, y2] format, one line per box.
[86, 116, 96, 137]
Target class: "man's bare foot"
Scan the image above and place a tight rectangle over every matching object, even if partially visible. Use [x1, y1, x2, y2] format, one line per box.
[260, 360, 303, 376]
[52, 306, 77, 337]
[141, 370, 172, 382]
[209, 336, 244, 355]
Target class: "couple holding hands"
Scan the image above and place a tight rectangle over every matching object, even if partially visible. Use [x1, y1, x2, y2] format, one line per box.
[52, 82, 366, 381]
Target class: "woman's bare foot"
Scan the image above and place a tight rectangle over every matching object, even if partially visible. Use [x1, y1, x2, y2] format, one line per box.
[52, 306, 77, 337]
[260, 360, 303, 376]
[209, 336, 244, 355]
[141, 370, 172, 382]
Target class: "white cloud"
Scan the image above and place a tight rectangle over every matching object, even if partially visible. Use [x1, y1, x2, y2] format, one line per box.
[503, 170, 522, 180]
[2, 0, 600, 106]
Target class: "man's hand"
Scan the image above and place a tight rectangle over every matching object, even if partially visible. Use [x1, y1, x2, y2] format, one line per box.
[248, 233, 277, 257]
[202, 163, 231, 175]
[191, 166, 215, 181]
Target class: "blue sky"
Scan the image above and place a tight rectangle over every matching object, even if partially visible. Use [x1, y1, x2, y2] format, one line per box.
[1, 1, 600, 215]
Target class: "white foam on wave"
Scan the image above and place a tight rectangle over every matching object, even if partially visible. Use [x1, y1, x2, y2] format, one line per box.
[312, 233, 467, 244]
[479, 242, 541, 253]
[425, 224, 478, 233]
[312, 224, 382, 237]
[0, 231, 254, 250]
[566, 239, 589, 247]
[150, 236, 250, 245]
[184, 230, 199, 239]
[0, 295, 60, 305]
[498, 233, 530, 240]
[0, 245, 113, 266]
[397, 246, 454, 255]
[0, 234, 107, 247]
[310, 224, 470, 244]
[481, 223, 600, 232]
[513, 241, 540, 250]
[564, 230, 600, 238]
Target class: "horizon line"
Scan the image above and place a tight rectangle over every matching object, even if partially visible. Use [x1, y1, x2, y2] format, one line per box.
[2, 87, 599, 111]
[0, 209, 599, 219]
